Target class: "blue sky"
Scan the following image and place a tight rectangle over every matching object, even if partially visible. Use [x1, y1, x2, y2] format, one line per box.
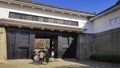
[32, 0, 118, 14]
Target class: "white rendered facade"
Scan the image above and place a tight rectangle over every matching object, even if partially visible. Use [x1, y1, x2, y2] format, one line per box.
[92, 8, 120, 33]
[0, 2, 94, 33]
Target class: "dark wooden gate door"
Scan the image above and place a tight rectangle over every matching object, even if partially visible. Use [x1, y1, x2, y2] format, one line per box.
[7, 32, 16, 59]
[18, 47, 29, 59]
[16, 31, 30, 59]
[7, 28, 35, 59]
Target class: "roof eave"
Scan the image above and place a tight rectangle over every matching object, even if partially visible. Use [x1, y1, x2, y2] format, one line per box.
[0, 18, 84, 33]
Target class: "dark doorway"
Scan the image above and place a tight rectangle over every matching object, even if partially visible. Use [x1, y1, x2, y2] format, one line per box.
[35, 33, 58, 58]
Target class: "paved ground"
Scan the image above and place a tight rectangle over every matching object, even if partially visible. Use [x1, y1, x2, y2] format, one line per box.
[0, 59, 120, 68]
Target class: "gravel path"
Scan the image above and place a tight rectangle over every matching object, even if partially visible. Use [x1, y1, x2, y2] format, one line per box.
[0, 59, 120, 68]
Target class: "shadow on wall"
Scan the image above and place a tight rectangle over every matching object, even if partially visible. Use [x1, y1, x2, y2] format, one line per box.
[62, 36, 77, 58]
[83, 21, 94, 33]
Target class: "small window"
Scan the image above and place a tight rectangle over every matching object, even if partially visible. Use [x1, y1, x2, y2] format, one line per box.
[73, 21, 77, 26]
[54, 19, 58, 23]
[26, 15, 32, 20]
[63, 20, 67, 25]
[48, 18, 54, 23]
[109, 18, 114, 25]
[21, 14, 27, 20]
[38, 17, 44, 22]
[56, 19, 60, 24]
[32, 16, 38, 21]
[115, 16, 119, 23]
[58, 20, 63, 24]
[9, 12, 16, 18]
[43, 17, 48, 22]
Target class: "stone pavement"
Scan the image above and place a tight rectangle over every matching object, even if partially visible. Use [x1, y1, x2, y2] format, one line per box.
[0, 59, 120, 68]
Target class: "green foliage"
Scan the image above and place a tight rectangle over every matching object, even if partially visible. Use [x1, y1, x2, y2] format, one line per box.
[89, 54, 120, 63]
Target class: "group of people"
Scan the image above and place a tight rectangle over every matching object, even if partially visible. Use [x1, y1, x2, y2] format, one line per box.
[31, 49, 49, 64]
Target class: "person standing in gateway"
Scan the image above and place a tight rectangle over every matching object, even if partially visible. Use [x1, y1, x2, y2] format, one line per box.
[39, 51, 44, 64]
[45, 50, 50, 64]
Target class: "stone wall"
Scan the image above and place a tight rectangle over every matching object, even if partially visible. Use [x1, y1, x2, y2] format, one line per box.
[77, 33, 94, 59]
[0, 27, 7, 62]
[94, 28, 120, 54]
[77, 28, 120, 59]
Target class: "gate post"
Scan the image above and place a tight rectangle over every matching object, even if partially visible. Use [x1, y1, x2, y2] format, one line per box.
[0, 27, 7, 62]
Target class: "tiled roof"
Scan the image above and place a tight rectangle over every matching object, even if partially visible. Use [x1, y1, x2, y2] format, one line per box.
[90, 1, 120, 21]
[116, 0, 120, 5]
[0, 0, 95, 17]
[16, 0, 95, 15]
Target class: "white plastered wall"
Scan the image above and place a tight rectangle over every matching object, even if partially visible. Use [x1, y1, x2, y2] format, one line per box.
[93, 9, 120, 33]
[0, 2, 93, 32]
